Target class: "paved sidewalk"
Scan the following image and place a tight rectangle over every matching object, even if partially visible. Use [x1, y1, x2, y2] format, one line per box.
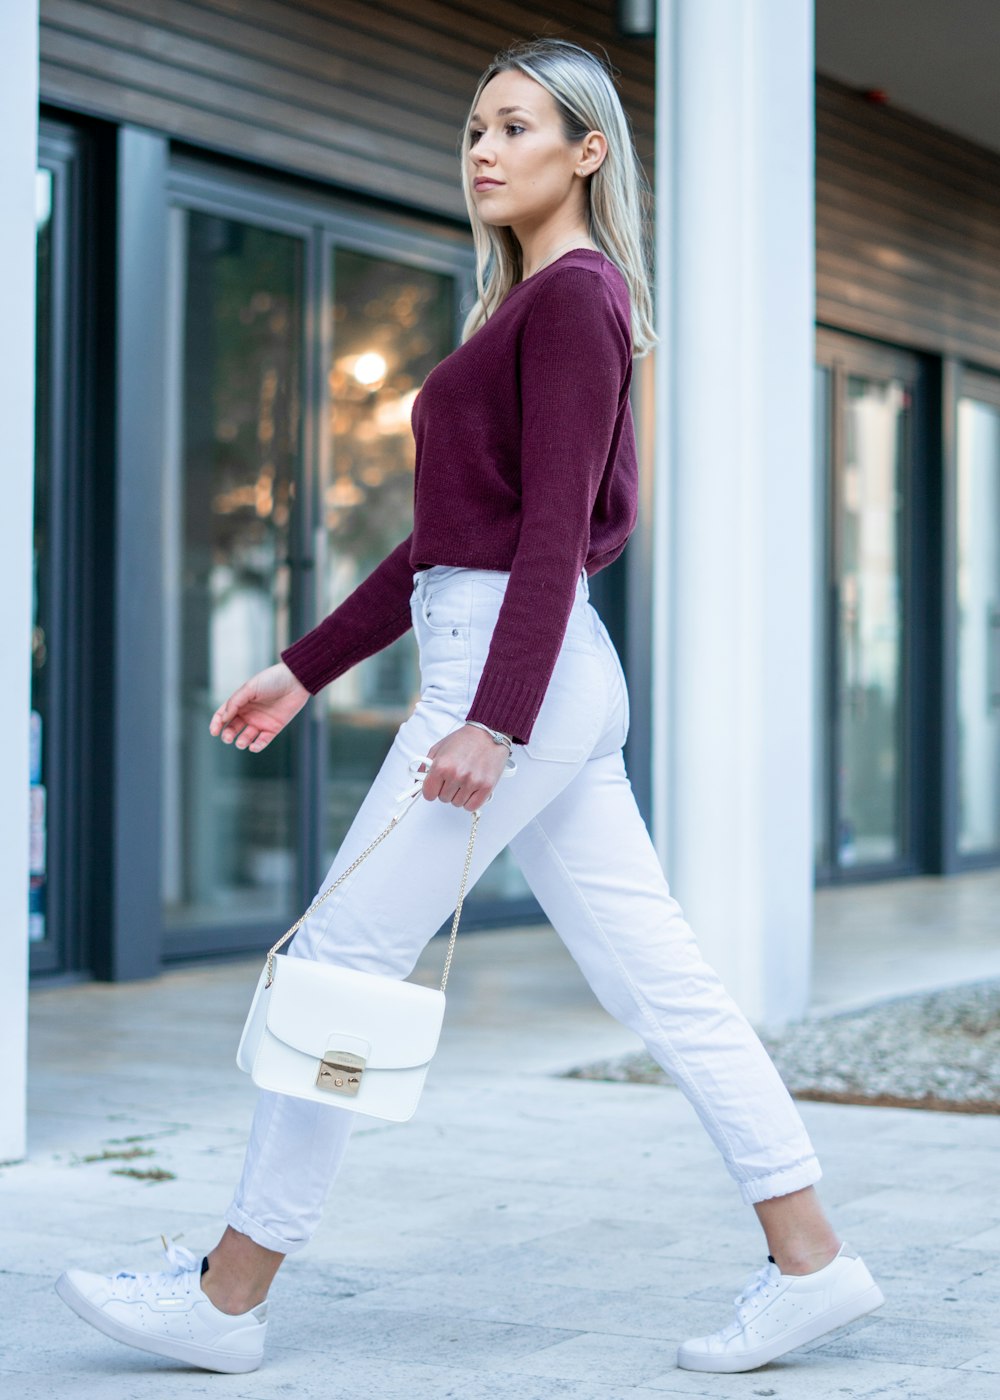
[4, 920, 1000, 1399]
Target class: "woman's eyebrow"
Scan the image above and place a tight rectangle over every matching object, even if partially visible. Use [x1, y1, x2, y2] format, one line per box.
[469, 105, 532, 122]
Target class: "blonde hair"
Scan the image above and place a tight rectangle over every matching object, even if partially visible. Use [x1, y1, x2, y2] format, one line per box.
[459, 37, 657, 358]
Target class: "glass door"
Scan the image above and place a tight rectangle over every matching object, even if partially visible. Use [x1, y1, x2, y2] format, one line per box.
[954, 371, 1000, 860]
[31, 124, 86, 974]
[815, 333, 919, 880]
[162, 208, 304, 947]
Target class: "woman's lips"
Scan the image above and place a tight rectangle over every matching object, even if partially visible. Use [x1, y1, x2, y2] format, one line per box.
[474, 179, 504, 191]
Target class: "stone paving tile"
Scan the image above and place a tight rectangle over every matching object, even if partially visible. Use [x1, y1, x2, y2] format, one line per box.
[847, 1240, 994, 1281]
[644, 1351, 1000, 1398]
[514, 1217, 684, 1258]
[0, 1369, 223, 1400]
[836, 1184, 1000, 1231]
[401, 1203, 622, 1253]
[496, 1329, 683, 1387]
[245, 1350, 667, 1400]
[520, 1284, 723, 1342]
[429, 1237, 688, 1296]
[806, 1315, 999, 1369]
[307, 1268, 584, 1326]
[270, 1304, 580, 1369]
[656, 1231, 776, 1268]
[961, 1351, 1000, 1373]
[955, 1222, 1000, 1252]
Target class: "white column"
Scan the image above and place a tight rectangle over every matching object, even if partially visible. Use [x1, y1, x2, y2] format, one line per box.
[653, 0, 816, 1024]
[0, 2, 39, 1161]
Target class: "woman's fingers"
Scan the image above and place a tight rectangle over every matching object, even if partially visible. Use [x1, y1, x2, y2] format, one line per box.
[209, 665, 309, 750]
[211, 702, 241, 739]
[209, 703, 230, 736]
[211, 682, 257, 735]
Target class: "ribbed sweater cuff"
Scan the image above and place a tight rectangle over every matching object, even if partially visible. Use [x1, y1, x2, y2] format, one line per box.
[281, 630, 345, 694]
[465, 668, 546, 747]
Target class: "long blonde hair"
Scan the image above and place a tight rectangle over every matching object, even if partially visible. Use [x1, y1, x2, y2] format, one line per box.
[459, 37, 657, 358]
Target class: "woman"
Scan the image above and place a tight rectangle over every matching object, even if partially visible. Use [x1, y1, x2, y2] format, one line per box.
[56, 37, 883, 1377]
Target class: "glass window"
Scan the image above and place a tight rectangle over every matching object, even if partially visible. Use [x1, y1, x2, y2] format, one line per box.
[835, 374, 908, 866]
[316, 247, 449, 856]
[162, 211, 303, 929]
[30, 168, 54, 950]
[955, 393, 1000, 855]
[813, 364, 832, 871]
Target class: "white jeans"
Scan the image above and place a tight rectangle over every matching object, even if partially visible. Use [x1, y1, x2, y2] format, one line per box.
[225, 565, 822, 1254]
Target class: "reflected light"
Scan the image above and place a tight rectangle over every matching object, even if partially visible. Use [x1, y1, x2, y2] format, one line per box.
[354, 352, 387, 386]
[35, 170, 52, 228]
[374, 388, 420, 435]
[327, 478, 364, 508]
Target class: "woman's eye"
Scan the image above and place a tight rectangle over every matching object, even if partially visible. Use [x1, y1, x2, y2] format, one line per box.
[468, 123, 524, 144]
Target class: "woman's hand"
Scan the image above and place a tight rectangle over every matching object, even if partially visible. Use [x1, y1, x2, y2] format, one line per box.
[209, 662, 310, 753]
[419, 725, 512, 811]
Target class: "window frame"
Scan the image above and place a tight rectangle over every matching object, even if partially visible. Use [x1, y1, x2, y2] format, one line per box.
[814, 327, 934, 885]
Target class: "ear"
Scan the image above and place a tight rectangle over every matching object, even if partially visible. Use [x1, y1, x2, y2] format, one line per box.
[577, 130, 609, 177]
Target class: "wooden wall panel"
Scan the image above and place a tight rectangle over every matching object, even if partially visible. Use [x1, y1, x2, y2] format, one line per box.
[817, 74, 1000, 371]
[40, 0, 655, 221]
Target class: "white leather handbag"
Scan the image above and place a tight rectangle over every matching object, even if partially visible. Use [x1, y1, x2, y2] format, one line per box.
[237, 754, 506, 1123]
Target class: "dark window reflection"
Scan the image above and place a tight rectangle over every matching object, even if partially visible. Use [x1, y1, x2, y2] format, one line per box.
[162, 212, 302, 928]
[813, 364, 831, 872]
[30, 169, 54, 946]
[318, 250, 451, 862]
[956, 394, 1000, 855]
[836, 375, 907, 867]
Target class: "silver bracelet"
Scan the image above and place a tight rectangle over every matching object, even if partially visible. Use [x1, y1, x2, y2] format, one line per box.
[464, 720, 514, 755]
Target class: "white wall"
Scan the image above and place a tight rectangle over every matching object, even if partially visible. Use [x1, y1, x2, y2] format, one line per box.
[0, 2, 40, 1162]
[654, 0, 816, 1025]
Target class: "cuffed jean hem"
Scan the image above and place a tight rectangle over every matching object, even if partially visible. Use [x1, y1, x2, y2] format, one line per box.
[223, 1201, 305, 1257]
[737, 1154, 824, 1206]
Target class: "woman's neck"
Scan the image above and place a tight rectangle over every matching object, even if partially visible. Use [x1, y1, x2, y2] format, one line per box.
[520, 234, 598, 281]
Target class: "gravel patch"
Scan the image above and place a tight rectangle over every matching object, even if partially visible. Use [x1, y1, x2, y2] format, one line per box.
[563, 977, 1000, 1113]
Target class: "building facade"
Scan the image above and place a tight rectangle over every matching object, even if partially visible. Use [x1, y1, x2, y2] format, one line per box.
[3, 0, 999, 1160]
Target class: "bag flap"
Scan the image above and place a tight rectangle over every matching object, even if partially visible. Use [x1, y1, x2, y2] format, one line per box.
[263, 955, 446, 1069]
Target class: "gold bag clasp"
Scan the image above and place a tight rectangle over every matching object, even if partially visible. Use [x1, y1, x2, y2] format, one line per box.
[316, 1050, 366, 1097]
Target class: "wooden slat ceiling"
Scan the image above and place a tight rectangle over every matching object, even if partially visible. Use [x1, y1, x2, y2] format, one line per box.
[816, 74, 1000, 369]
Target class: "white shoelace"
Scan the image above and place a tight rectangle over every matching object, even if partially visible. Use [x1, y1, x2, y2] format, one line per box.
[720, 1260, 782, 1337]
[111, 1235, 200, 1293]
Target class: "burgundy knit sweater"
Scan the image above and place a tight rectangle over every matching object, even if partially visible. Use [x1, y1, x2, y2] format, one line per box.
[281, 247, 638, 744]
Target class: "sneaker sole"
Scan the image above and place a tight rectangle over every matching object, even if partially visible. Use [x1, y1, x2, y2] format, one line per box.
[676, 1280, 886, 1373]
[54, 1271, 264, 1375]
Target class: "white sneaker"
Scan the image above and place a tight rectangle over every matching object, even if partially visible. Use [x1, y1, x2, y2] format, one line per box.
[55, 1237, 267, 1374]
[677, 1242, 884, 1373]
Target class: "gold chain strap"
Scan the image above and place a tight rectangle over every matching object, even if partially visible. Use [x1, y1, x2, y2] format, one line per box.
[264, 795, 481, 993]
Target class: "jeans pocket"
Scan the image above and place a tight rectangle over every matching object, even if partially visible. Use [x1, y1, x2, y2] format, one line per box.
[420, 580, 474, 637]
[594, 616, 630, 748]
[521, 645, 606, 763]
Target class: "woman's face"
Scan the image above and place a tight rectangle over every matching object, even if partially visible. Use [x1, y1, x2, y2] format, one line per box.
[467, 69, 601, 234]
